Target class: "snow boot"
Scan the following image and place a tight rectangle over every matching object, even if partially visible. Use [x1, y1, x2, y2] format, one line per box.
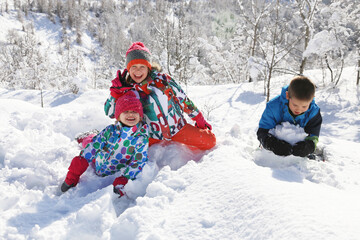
[75, 129, 99, 148]
[61, 181, 75, 193]
[61, 156, 89, 193]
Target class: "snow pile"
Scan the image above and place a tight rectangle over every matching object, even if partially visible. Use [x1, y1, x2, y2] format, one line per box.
[269, 122, 308, 145]
[1, 70, 360, 239]
[303, 30, 343, 58]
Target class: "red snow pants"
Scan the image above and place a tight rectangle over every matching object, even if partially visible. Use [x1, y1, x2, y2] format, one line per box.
[64, 156, 89, 186]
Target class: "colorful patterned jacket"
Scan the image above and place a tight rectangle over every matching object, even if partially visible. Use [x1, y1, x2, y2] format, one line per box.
[80, 121, 149, 180]
[257, 86, 322, 147]
[104, 70, 200, 140]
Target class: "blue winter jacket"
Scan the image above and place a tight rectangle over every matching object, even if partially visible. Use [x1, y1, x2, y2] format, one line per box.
[257, 86, 322, 146]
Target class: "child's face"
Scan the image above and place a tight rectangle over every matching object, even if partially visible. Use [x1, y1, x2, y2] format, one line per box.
[129, 64, 149, 83]
[286, 92, 312, 115]
[118, 111, 141, 126]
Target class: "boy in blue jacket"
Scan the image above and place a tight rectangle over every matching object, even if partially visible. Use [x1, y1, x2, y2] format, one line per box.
[257, 76, 322, 157]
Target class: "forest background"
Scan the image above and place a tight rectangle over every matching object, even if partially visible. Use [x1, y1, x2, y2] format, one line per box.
[1, 2, 360, 239]
[0, 0, 359, 101]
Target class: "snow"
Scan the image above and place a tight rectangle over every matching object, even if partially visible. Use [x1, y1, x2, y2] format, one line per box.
[303, 30, 344, 57]
[248, 56, 266, 82]
[0, 12, 23, 42]
[268, 122, 307, 145]
[1, 5, 360, 240]
[1, 67, 360, 240]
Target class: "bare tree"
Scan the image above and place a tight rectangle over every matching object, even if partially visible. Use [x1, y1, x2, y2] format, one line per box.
[151, 0, 176, 75]
[357, 58, 360, 86]
[357, 49, 360, 86]
[47, 0, 56, 23]
[259, 0, 303, 101]
[296, 0, 319, 74]
[173, 1, 197, 86]
[310, 1, 353, 87]
[4, 1, 9, 13]
[237, 0, 272, 82]
[341, 0, 360, 86]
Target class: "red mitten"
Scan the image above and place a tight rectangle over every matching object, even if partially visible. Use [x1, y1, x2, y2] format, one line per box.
[192, 112, 212, 130]
[113, 176, 129, 196]
[110, 69, 133, 99]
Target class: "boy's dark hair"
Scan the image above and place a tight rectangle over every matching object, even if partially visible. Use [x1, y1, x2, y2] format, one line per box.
[288, 76, 315, 101]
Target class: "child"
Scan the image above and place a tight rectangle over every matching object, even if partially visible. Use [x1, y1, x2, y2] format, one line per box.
[104, 42, 216, 150]
[61, 91, 149, 196]
[257, 76, 322, 157]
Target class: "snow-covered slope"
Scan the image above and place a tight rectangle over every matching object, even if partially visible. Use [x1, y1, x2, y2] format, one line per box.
[1, 68, 360, 240]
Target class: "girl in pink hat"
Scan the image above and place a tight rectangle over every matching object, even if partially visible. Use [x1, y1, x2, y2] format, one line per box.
[61, 91, 148, 197]
[104, 42, 216, 150]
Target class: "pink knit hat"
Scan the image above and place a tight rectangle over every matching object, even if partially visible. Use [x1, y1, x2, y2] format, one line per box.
[125, 42, 152, 70]
[115, 91, 143, 119]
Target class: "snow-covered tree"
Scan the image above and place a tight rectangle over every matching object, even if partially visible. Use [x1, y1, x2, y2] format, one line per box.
[335, 0, 360, 85]
[237, 0, 272, 82]
[303, 30, 344, 86]
[258, 0, 303, 101]
[294, 0, 319, 74]
[309, 1, 353, 86]
[0, 0, 359, 91]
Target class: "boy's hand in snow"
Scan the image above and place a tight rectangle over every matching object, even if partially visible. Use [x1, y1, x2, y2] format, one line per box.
[292, 140, 315, 157]
[263, 134, 292, 156]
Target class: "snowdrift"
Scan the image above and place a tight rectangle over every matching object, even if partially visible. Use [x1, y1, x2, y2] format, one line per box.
[1, 73, 360, 239]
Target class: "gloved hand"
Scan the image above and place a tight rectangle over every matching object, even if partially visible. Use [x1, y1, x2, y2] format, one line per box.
[112, 69, 131, 88]
[113, 176, 129, 197]
[106, 70, 134, 118]
[111, 69, 134, 97]
[192, 112, 212, 130]
[104, 95, 116, 118]
[263, 134, 293, 156]
[292, 140, 315, 157]
[120, 69, 131, 86]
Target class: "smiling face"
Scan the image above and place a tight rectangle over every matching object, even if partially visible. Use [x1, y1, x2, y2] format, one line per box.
[118, 110, 141, 127]
[129, 64, 149, 83]
[286, 91, 312, 115]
